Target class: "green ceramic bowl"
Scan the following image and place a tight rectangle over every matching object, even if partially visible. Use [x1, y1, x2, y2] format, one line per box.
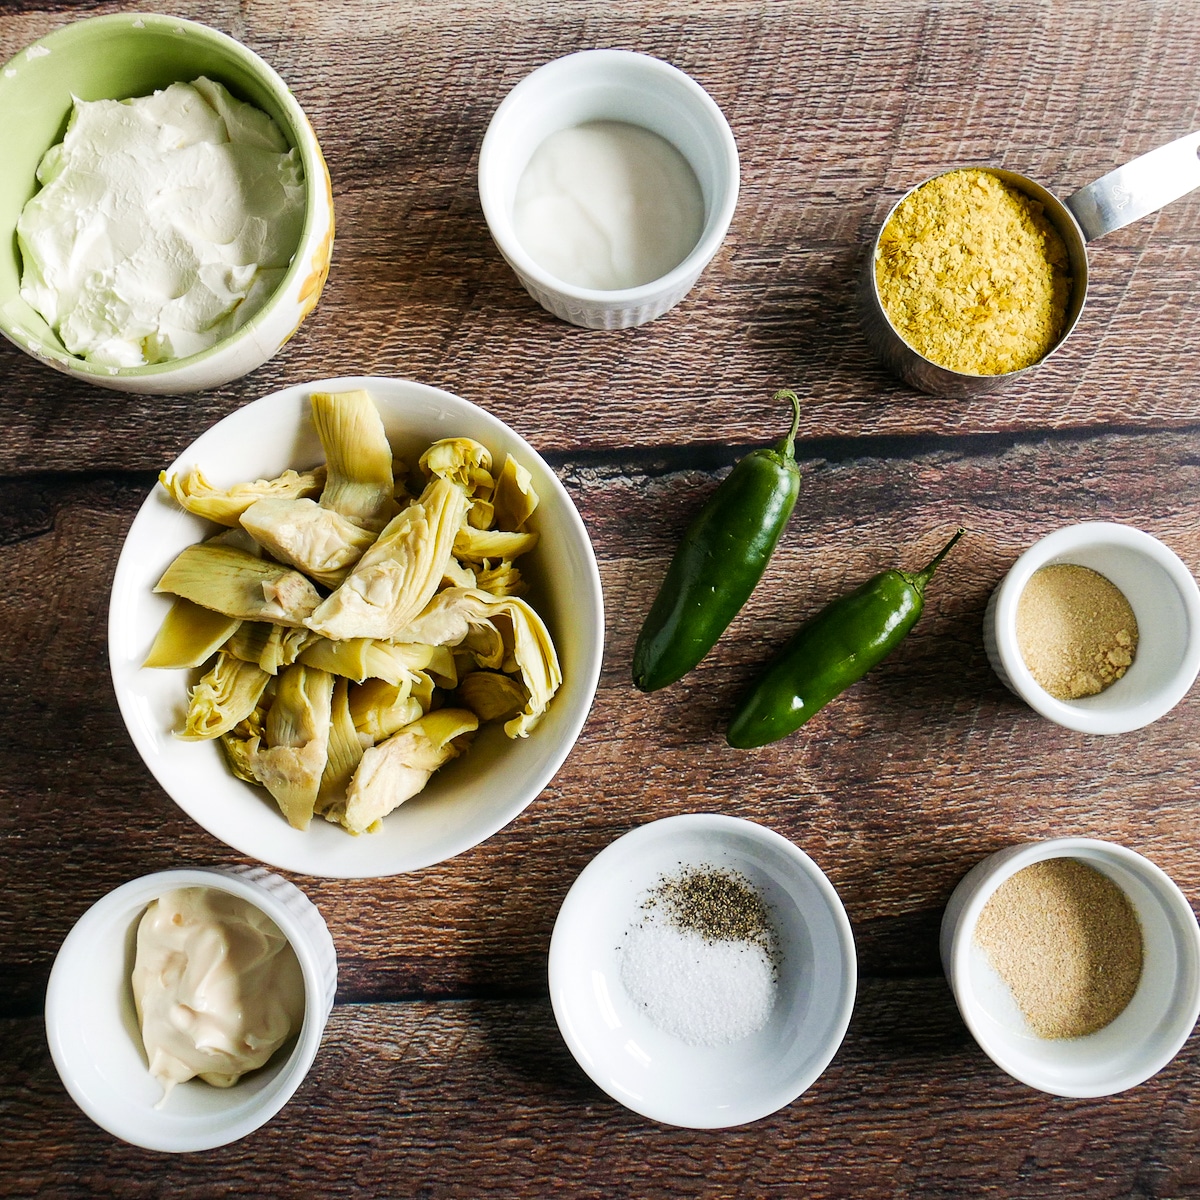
[0, 14, 335, 394]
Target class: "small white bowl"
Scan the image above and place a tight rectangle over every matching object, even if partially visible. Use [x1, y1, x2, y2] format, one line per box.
[983, 522, 1200, 733]
[548, 814, 856, 1128]
[478, 49, 739, 329]
[941, 838, 1200, 1098]
[0, 14, 334, 394]
[108, 375, 604, 878]
[44, 866, 337, 1152]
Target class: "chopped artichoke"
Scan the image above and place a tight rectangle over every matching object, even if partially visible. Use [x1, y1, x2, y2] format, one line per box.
[155, 544, 322, 627]
[299, 636, 437, 686]
[349, 677, 427, 744]
[158, 465, 324, 526]
[316, 677, 368, 817]
[420, 437, 494, 495]
[457, 671, 529, 724]
[492, 455, 539, 531]
[305, 477, 469, 641]
[221, 699, 271, 783]
[177, 652, 272, 741]
[453, 527, 539, 563]
[143, 598, 241, 669]
[240, 497, 377, 587]
[441, 556, 477, 589]
[225, 622, 314, 674]
[312, 389, 397, 531]
[339, 709, 479, 835]
[394, 587, 561, 737]
[474, 560, 526, 597]
[467, 498, 495, 530]
[245, 665, 335, 830]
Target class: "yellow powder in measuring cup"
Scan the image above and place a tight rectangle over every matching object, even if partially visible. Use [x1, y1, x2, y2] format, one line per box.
[874, 168, 1072, 375]
[1016, 563, 1138, 700]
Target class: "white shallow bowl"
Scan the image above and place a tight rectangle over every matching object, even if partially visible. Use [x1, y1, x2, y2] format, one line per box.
[108, 375, 604, 877]
[45, 866, 337, 1152]
[549, 814, 857, 1128]
[478, 49, 739, 329]
[941, 838, 1200, 1098]
[983, 522, 1200, 733]
[0, 13, 334, 394]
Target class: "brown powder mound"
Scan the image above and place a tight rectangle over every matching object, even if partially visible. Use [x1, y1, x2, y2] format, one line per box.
[875, 168, 1072, 375]
[975, 858, 1143, 1039]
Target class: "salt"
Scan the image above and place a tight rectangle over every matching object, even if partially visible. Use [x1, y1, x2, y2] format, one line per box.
[618, 867, 779, 1047]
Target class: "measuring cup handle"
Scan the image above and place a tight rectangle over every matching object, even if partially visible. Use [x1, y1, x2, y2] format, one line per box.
[1064, 129, 1200, 241]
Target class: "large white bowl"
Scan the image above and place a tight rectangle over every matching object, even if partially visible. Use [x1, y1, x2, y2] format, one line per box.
[45, 866, 337, 1152]
[108, 376, 604, 877]
[549, 814, 857, 1128]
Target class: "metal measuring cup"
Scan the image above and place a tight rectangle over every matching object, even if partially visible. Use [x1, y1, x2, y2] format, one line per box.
[859, 129, 1200, 396]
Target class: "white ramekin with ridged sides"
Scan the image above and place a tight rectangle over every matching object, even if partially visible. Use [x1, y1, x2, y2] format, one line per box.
[478, 49, 739, 329]
[0, 14, 334, 393]
[983, 522, 1200, 733]
[44, 866, 337, 1152]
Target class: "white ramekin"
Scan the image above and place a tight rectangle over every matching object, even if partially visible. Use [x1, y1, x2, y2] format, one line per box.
[478, 49, 739, 329]
[941, 837, 1200, 1098]
[983, 522, 1200, 733]
[44, 866, 337, 1152]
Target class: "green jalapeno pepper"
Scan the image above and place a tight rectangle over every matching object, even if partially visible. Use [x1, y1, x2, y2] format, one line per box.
[726, 527, 965, 747]
[632, 390, 803, 693]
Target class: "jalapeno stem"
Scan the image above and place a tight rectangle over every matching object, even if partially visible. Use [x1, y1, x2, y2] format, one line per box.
[773, 389, 802, 460]
[909, 527, 966, 591]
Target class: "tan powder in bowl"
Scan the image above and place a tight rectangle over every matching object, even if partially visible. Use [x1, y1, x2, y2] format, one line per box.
[975, 858, 1143, 1040]
[1016, 563, 1138, 700]
[874, 168, 1072, 375]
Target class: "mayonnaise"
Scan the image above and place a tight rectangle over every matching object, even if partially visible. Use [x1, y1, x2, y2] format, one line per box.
[131, 887, 305, 1102]
[512, 120, 704, 291]
[17, 77, 306, 367]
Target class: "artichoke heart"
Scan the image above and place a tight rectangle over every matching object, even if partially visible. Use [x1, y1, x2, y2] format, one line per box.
[158, 465, 324, 526]
[305, 476, 469, 641]
[339, 709, 479, 835]
[395, 587, 562, 737]
[316, 677, 368, 817]
[453, 526, 539, 563]
[245, 665, 335, 830]
[225, 622, 314, 674]
[419, 437, 494, 496]
[457, 671, 529, 724]
[312, 389, 398, 531]
[143, 598, 241, 669]
[155, 543, 322, 627]
[177, 652, 272, 741]
[299, 635, 436, 687]
[240, 497, 378, 587]
[475, 559, 526, 597]
[492, 455, 539, 531]
[349, 677, 428, 744]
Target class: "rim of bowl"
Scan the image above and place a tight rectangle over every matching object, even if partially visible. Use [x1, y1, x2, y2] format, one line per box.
[0, 13, 328, 383]
[945, 837, 1200, 1097]
[548, 812, 857, 1127]
[44, 867, 333, 1152]
[990, 522, 1200, 734]
[478, 48, 740, 304]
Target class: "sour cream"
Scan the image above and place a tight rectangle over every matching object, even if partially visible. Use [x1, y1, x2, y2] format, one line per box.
[17, 77, 306, 368]
[512, 120, 704, 291]
[131, 886, 305, 1102]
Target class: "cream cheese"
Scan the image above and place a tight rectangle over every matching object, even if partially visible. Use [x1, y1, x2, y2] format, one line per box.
[17, 77, 306, 367]
[131, 886, 305, 1102]
[512, 121, 704, 291]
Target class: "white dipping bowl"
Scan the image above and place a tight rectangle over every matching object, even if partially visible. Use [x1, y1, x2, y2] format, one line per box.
[983, 522, 1200, 733]
[0, 14, 334, 394]
[108, 375, 604, 878]
[941, 838, 1200, 1098]
[44, 866, 337, 1152]
[478, 49, 739, 329]
[549, 814, 856, 1128]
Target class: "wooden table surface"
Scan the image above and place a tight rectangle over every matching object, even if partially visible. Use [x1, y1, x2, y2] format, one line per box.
[4, 0, 1200, 1195]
